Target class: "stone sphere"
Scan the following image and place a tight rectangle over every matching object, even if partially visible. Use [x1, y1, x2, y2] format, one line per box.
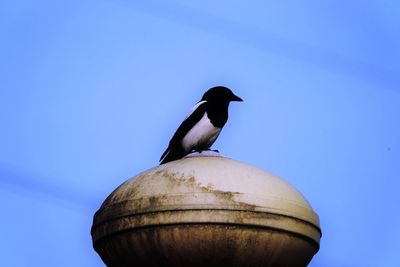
[91, 154, 321, 267]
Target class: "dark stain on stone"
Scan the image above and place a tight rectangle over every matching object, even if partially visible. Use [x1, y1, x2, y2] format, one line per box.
[153, 168, 257, 211]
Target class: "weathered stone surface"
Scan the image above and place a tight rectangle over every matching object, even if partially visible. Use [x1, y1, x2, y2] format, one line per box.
[92, 155, 321, 267]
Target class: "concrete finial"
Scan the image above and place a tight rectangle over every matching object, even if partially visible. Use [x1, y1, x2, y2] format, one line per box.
[91, 156, 321, 267]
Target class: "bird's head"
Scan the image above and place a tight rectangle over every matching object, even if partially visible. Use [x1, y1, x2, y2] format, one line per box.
[201, 86, 243, 103]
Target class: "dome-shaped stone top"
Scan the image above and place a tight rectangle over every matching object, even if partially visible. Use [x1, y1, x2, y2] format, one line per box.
[92, 154, 321, 267]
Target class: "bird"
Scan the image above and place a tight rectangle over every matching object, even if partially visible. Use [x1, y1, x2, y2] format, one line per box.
[160, 86, 243, 164]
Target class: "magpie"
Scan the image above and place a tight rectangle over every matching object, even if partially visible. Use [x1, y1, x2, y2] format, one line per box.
[160, 86, 243, 164]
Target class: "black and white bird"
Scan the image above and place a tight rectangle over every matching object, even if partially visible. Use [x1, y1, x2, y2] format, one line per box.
[160, 86, 243, 164]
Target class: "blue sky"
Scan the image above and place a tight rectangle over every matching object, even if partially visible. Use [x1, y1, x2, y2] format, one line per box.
[1, 0, 399, 266]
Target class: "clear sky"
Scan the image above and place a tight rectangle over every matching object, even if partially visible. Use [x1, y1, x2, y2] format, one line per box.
[1, 0, 399, 266]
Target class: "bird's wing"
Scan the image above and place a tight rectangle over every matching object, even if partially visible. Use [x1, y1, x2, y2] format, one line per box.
[185, 100, 207, 119]
[160, 101, 208, 162]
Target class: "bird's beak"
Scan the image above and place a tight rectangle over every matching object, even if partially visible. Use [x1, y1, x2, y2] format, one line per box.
[230, 93, 243, 102]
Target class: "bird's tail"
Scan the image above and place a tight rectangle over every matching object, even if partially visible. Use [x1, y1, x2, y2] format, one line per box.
[159, 146, 186, 165]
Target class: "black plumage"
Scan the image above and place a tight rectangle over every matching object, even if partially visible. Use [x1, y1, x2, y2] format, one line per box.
[160, 86, 242, 164]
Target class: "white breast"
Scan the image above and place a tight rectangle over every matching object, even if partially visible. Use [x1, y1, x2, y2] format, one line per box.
[181, 111, 221, 153]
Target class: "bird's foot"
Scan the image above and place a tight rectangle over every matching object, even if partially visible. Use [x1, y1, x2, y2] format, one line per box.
[192, 148, 217, 154]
